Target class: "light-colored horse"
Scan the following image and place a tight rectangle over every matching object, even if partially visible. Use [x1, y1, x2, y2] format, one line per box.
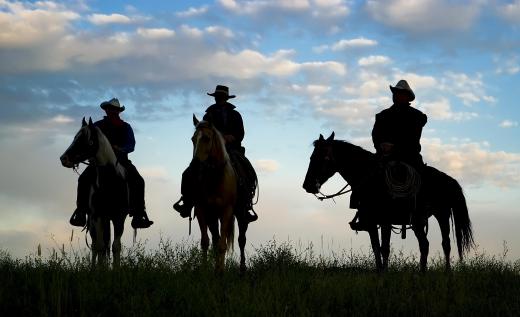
[60, 117, 128, 267]
[191, 115, 237, 272]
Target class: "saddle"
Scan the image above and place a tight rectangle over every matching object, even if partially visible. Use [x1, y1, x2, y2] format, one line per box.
[91, 165, 129, 215]
[228, 148, 258, 216]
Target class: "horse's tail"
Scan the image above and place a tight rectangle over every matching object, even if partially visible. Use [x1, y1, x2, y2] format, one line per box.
[449, 177, 475, 259]
[226, 216, 235, 252]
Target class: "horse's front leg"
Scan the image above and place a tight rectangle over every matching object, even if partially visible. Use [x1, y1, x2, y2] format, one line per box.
[216, 206, 234, 273]
[91, 216, 108, 267]
[380, 225, 392, 271]
[208, 220, 220, 256]
[412, 222, 429, 272]
[196, 208, 210, 261]
[112, 215, 126, 268]
[368, 226, 383, 272]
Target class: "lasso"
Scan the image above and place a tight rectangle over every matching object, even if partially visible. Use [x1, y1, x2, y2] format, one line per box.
[384, 161, 421, 199]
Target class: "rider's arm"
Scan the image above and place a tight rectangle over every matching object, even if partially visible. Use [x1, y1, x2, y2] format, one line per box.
[120, 124, 136, 154]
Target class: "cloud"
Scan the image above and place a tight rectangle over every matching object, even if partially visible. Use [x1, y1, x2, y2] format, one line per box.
[366, 0, 482, 34]
[137, 27, 175, 39]
[439, 72, 496, 106]
[218, 0, 350, 33]
[497, 0, 520, 24]
[176, 5, 209, 18]
[87, 13, 132, 25]
[423, 139, 520, 187]
[331, 37, 378, 51]
[358, 55, 391, 67]
[418, 98, 478, 121]
[255, 159, 280, 173]
[0, 1, 79, 48]
[499, 120, 518, 128]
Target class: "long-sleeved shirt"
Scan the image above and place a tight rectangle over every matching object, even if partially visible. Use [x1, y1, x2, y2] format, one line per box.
[203, 102, 244, 149]
[95, 116, 135, 161]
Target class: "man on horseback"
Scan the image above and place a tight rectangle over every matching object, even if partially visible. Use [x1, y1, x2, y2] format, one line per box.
[69, 98, 154, 229]
[174, 85, 258, 223]
[350, 80, 427, 231]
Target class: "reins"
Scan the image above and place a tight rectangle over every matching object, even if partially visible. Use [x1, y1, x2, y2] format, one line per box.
[314, 183, 352, 201]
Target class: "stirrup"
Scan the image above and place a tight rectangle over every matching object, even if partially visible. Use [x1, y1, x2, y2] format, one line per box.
[131, 214, 153, 229]
[245, 209, 258, 223]
[349, 220, 369, 232]
[70, 208, 87, 227]
[173, 198, 192, 218]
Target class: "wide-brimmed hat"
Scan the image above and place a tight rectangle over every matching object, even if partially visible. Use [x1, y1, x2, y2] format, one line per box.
[100, 98, 125, 112]
[207, 85, 236, 99]
[390, 80, 415, 101]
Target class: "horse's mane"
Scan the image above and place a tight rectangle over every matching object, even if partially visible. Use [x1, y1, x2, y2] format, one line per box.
[195, 120, 229, 162]
[90, 126, 126, 178]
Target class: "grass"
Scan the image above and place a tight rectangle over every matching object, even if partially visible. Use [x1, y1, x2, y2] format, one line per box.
[1, 239, 519, 317]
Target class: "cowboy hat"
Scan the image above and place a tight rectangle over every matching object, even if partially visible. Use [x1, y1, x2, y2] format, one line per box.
[390, 80, 415, 101]
[207, 85, 236, 99]
[100, 98, 125, 112]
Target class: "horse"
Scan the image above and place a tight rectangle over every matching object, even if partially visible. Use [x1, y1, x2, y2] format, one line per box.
[60, 117, 128, 267]
[303, 132, 474, 272]
[191, 115, 250, 273]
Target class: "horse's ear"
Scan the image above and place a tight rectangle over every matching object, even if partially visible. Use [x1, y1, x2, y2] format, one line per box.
[81, 117, 87, 127]
[193, 114, 199, 126]
[319, 134, 324, 141]
[88, 117, 93, 126]
[327, 131, 335, 141]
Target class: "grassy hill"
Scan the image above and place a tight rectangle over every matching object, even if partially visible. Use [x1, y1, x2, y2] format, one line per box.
[1, 240, 519, 316]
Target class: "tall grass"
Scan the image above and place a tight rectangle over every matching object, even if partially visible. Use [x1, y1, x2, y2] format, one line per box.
[1, 240, 519, 316]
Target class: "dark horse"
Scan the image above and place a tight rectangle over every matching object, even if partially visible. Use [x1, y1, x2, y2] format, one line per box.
[303, 132, 474, 272]
[60, 118, 128, 266]
[191, 115, 251, 273]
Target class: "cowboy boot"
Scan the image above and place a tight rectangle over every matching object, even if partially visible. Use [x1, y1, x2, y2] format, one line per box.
[173, 197, 193, 218]
[70, 207, 87, 227]
[131, 209, 154, 229]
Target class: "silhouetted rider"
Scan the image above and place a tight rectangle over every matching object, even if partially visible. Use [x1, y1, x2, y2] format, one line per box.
[350, 80, 427, 231]
[372, 80, 427, 169]
[69, 98, 153, 229]
[174, 85, 257, 223]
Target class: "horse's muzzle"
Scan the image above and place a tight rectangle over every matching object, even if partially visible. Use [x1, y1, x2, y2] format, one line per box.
[60, 154, 74, 168]
[303, 179, 320, 194]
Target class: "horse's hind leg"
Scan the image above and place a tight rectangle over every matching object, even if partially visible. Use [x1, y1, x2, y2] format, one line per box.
[237, 216, 249, 273]
[112, 216, 126, 268]
[435, 211, 451, 271]
[413, 223, 429, 272]
[380, 225, 392, 271]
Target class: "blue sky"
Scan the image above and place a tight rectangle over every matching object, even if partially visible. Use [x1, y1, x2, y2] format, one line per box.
[1, 0, 520, 260]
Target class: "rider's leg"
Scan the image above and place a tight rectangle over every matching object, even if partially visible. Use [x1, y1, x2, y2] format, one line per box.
[70, 166, 94, 227]
[125, 162, 153, 229]
[173, 161, 197, 218]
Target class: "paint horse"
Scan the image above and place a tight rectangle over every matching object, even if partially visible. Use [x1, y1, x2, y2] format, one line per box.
[60, 118, 128, 267]
[303, 132, 474, 272]
[190, 115, 254, 272]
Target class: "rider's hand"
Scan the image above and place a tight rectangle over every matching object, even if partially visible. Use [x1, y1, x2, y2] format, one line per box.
[223, 135, 236, 144]
[380, 142, 394, 155]
[112, 145, 123, 152]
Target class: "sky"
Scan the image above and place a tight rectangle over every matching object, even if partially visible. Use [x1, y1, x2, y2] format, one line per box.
[1, 0, 520, 261]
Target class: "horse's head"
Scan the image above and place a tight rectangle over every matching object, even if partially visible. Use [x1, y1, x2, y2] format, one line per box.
[60, 117, 99, 168]
[192, 114, 226, 164]
[303, 132, 337, 194]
